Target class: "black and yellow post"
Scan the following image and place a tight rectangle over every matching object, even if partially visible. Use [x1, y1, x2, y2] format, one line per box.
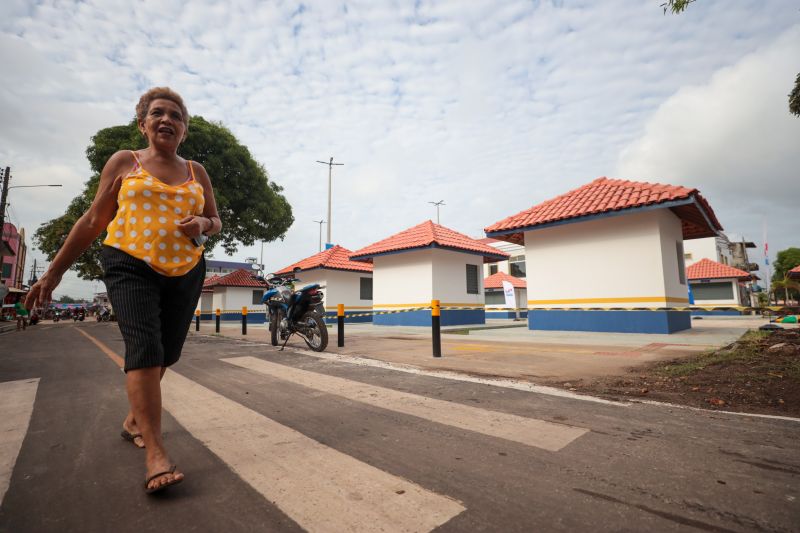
[337, 304, 345, 347]
[195, 309, 200, 331]
[242, 306, 248, 335]
[431, 299, 441, 358]
[215, 308, 221, 333]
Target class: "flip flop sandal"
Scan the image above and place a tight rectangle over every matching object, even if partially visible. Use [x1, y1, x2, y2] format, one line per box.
[144, 465, 183, 494]
[121, 429, 145, 448]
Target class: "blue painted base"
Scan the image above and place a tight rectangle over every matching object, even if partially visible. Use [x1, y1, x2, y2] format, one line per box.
[485, 311, 528, 319]
[219, 312, 268, 324]
[374, 309, 485, 326]
[528, 310, 691, 334]
[324, 312, 373, 324]
[690, 310, 742, 316]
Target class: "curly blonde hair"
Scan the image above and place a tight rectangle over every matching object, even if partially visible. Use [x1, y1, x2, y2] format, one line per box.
[135, 87, 189, 127]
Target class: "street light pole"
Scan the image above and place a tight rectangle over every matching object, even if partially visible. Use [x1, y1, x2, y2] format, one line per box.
[428, 200, 445, 224]
[316, 157, 343, 247]
[0, 166, 62, 285]
[313, 219, 326, 252]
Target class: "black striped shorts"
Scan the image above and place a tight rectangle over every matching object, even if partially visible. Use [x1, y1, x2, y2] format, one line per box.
[101, 245, 205, 372]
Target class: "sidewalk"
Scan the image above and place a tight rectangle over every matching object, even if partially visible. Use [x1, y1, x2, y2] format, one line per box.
[188, 316, 785, 382]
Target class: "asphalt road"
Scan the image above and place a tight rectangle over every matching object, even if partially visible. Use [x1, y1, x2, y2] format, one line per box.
[1, 322, 798, 532]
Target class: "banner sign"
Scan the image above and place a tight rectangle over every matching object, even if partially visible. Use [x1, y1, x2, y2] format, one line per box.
[501, 280, 515, 308]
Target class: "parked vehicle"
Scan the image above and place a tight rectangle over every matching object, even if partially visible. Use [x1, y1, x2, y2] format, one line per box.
[260, 273, 328, 351]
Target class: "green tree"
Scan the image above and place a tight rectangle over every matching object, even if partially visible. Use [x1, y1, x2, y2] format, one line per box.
[771, 247, 800, 283]
[661, 0, 695, 14]
[57, 295, 77, 303]
[789, 73, 800, 117]
[771, 276, 800, 306]
[35, 117, 293, 280]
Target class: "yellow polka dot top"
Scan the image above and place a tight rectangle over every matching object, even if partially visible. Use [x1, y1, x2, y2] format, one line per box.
[103, 151, 206, 276]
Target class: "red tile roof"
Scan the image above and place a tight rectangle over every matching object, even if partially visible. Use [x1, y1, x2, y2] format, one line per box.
[201, 274, 220, 292]
[350, 221, 510, 263]
[275, 245, 373, 275]
[686, 258, 752, 281]
[789, 265, 800, 279]
[484, 271, 526, 289]
[205, 269, 267, 288]
[485, 177, 722, 244]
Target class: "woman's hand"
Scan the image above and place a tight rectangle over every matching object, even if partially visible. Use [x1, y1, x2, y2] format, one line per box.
[25, 271, 62, 311]
[177, 215, 210, 239]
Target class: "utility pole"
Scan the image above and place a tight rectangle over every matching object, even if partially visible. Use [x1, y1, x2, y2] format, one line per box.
[0, 166, 62, 285]
[313, 219, 326, 252]
[428, 200, 445, 224]
[316, 157, 343, 247]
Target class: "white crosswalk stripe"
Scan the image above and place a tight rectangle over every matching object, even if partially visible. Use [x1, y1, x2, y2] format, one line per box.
[223, 356, 588, 452]
[0, 378, 39, 507]
[162, 371, 466, 533]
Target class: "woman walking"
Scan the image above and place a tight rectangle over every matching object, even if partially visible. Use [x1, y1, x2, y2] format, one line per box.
[26, 87, 221, 493]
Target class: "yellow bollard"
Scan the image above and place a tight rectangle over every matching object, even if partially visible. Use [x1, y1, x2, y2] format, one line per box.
[242, 306, 248, 335]
[337, 304, 345, 347]
[215, 308, 221, 333]
[431, 299, 441, 358]
[195, 309, 200, 331]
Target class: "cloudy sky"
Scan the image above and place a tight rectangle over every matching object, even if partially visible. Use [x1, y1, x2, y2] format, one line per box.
[1, 0, 798, 298]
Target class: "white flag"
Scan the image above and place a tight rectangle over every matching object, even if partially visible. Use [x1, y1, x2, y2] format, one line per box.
[501, 280, 515, 309]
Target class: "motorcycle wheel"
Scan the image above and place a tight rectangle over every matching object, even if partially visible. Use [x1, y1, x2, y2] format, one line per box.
[269, 309, 282, 347]
[299, 310, 328, 352]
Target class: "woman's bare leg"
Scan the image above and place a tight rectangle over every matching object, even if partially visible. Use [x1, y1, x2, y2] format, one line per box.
[123, 367, 168, 448]
[126, 366, 183, 490]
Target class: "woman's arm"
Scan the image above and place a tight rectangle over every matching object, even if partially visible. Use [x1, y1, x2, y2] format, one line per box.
[177, 161, 221, 238]
[25, 150, 130, 309]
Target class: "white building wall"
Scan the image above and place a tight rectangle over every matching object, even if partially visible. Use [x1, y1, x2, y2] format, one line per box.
[431, 248, 484, 306]
[373, 251, 433, 309]
[211, 289, 226, 312]
[524, 210, 689, 309]
[323, 270, 372, 311]
[684, 236, 732, 266]
[656, 209, 689, 299]
[195, 292, 213, 313]
[483, 241, 524, 277]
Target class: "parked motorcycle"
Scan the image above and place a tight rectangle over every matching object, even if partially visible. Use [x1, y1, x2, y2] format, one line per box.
[260, 273, 328, 351]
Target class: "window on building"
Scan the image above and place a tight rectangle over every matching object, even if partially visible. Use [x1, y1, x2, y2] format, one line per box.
[360, 277, 373, 300]
[489, 264, 499, 275]
[676, 242, 686, 285]
[1, 263, 11, 279]
[691, 282, 733, 300]
[252, 290, 264, 305]
[683, 252, 693, 260]
[484, 291, 505, 305]
[466, 264, 479, 294]
[509, 255, 526, 278]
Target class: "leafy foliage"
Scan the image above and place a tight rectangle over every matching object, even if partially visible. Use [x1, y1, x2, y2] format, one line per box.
[789, 73, 800, 117]
[661, 0, 695, 14]
[35, 117, 293, 280]
[772, 247, 800, 283]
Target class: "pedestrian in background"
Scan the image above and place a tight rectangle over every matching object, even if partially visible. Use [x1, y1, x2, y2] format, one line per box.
[14, 295, 28, 331]
[26, 87, 221, 494]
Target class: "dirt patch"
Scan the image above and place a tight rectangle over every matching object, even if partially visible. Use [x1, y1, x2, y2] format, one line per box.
[549, 329, 800, 417]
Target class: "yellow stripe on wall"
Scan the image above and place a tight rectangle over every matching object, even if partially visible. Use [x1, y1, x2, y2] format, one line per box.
[527, 296, 690, 305]
[374, 302, 486, 308]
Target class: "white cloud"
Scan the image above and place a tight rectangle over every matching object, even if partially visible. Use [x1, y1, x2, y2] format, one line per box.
[618, 26, 800, 270]
[0, 0, 797, 298]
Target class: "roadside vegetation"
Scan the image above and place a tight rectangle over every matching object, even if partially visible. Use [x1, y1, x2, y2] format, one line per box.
[570, 328, 800, 416]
